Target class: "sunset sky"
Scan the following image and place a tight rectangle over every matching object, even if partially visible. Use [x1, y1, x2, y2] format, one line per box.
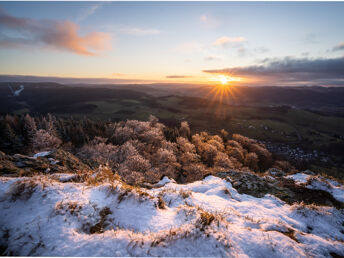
[1, 1, 344, 86]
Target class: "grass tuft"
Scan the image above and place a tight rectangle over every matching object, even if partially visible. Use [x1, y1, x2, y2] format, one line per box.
[8, 179, 38, 201]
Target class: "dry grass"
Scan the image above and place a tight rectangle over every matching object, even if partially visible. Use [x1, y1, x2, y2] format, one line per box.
[157, 195, 166, 209]
[265, 228, 300, 243]
[55, 201, 83, 216]
[223, 188, 232, 197]
[179, 189, 192, 199]
[89, 207, 112, 234]
[8, 179, 38, 201]
[115, 180, 153, 204]
[85, 166, 116, 186]
[198, 208, 215, 231]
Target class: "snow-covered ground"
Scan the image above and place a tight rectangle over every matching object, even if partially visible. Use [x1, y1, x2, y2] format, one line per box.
[286, 173, 344, 202]
[0, 175, 343, 257]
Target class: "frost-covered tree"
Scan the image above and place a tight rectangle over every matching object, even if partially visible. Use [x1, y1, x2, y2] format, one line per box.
[213, 152, 233, 170]
[232, 134, 255, 149]
[151, 148, 181, 180]
[244, 152, 259, 171]
[179, 121, 191, 139]
[33, 129, 62, 151]
[249, 143, 273, 171]
[226, 146, 245, 164]
[77, 137, 119, 167]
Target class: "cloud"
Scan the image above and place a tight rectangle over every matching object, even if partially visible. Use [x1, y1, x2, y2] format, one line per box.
[203, 56, 344, 86]
[166, 75, 193, 79]
[332, 42, 344, 52]
[0, 9, 111, 56]
[200, 14, 220, 28]
[77, 4, 102, 22]
[0, 74, 151, 84]
[204, 55, 221, 61]
[212, 36, 246, 47]
[119, 27, 160, 36]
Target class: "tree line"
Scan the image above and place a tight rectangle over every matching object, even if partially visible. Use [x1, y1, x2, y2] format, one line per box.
[0, 114, 293, 184]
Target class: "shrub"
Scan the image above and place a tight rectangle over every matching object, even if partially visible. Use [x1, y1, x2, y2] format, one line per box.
[249, 143, 273, 171]
[33, 129, 62, 152]
[244, 152, 259, 171]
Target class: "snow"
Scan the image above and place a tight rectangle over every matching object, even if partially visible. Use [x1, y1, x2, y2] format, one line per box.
[286, 173, 310, 184]
[306, 177, 344, 203]
[286, 173, 344, 202]
[33, 151, 51, 159]
[48, 157, 59, 165]
[0, 175, 343, 257]
[7, 84, 24, 97]
[14, 85, 25, 96]
[156, 176, 175, 186]
[50, 173, 78, 182]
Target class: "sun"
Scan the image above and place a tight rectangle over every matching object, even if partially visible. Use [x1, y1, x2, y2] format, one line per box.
[220, 76, 228, 85]
[217, 75, 230, 86]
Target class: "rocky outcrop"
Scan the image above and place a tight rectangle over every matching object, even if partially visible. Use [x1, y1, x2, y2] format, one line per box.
[0, 149, 91, 176]
[216, 170, 344, 209]
[0, 151, 19, 175]
[47, 149, 91, 172]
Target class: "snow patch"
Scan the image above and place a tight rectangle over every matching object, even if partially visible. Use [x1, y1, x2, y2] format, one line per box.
[286, 173, 310, 184]
[306, 178, 344, 203]
[286, 173, 344, 203]
[33, 151, 51, 159]
[156, 176, 175, 186]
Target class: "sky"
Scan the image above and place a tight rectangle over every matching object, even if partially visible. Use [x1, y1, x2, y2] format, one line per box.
[0, 1, 344, 86]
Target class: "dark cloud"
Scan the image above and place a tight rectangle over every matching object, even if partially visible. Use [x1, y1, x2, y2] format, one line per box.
[203, 56, 344, 86]
[332, 43, 344, 52]
[0, 8, 110, 55]
[166, 75, 192, 79]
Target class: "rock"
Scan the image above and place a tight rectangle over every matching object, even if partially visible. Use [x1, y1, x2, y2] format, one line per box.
[0, 151, 19, 175]
[267, 168, 285, 177]
[302, 169, 315, 175]
[1, 149, 91, 176]
[216, 170, 343, 209]
[47, 149, 90, 173]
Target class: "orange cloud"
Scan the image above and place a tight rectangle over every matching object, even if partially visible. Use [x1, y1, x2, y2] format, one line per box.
[212, 36, 246, 47]
[166, 75, 193, 79]
[0, 9, 111, 56]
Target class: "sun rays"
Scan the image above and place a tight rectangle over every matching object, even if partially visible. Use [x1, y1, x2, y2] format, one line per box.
[199, 76, 242, 119]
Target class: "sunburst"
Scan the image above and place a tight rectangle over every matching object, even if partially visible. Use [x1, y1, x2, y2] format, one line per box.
[202, 75, 242, 119]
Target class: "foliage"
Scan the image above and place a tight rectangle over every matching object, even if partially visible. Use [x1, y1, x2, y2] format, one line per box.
[0, 114, 281, 184]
